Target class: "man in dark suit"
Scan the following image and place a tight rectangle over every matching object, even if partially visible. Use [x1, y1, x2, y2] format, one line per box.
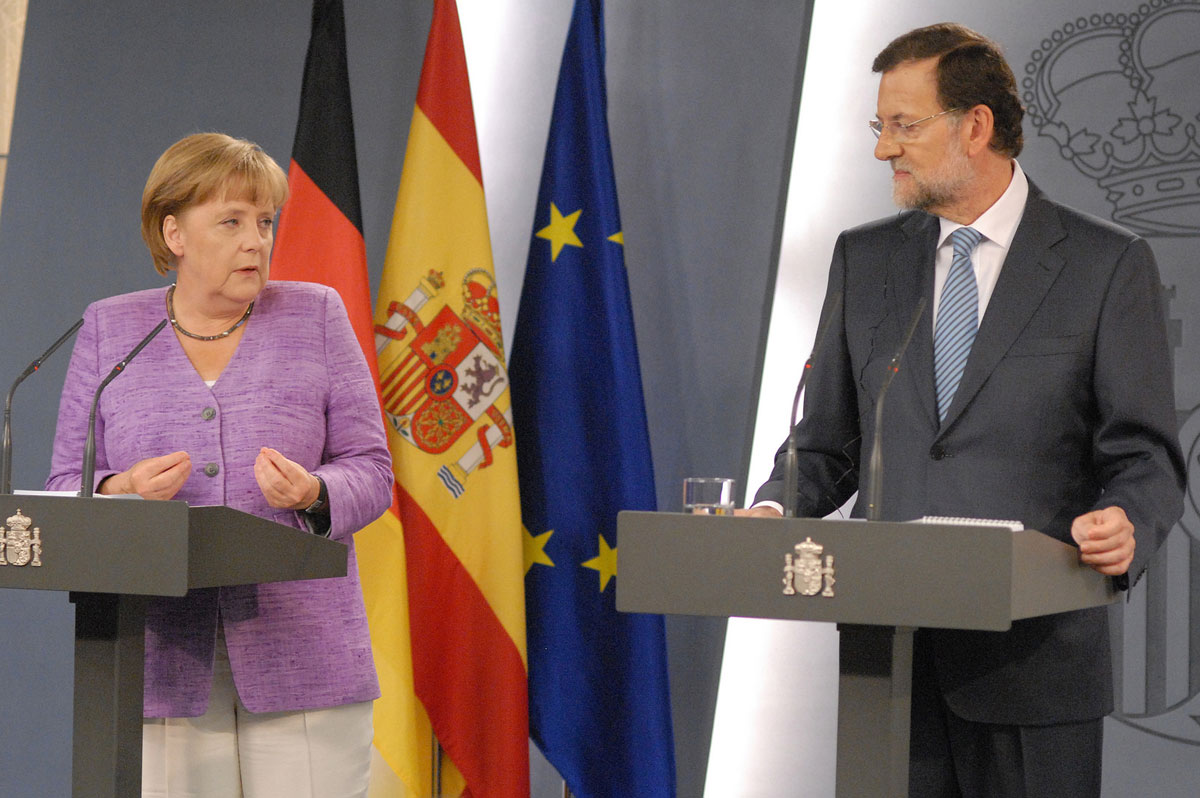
[745, 23, 1186, 797]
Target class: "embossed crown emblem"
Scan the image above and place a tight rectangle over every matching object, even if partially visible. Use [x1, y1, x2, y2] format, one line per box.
[1022, 1, 1200, 235]
[796, 537, 823, 558]
[6, 509, 31, 532]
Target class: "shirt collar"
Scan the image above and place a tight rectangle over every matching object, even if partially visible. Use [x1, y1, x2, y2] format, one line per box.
[937, 160, 1028, 249]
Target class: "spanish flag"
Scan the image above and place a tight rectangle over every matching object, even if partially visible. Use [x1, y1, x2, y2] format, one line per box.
[367, 1, 530, 796]
[271, 2, 425, 795]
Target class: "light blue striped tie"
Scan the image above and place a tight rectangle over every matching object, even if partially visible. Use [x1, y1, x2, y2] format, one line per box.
[934, 226, 984, 422]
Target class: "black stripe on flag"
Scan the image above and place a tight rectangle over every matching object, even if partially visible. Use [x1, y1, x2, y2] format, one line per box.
[291, 0, 363, 233]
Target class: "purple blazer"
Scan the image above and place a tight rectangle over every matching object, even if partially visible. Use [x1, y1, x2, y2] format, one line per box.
[47, 281, 392, 716]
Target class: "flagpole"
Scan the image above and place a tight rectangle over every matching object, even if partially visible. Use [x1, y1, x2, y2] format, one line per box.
[562, 783, 572, 798]
[433, 739, 443, 797]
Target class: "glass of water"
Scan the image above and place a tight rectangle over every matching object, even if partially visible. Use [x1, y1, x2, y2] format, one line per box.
[682, 477, 736, 515]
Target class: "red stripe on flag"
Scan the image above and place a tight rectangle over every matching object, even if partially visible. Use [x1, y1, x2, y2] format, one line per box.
[380, 351, 417, 389]
[380, 370, 406, 405]
[398, 392, 425, 416]
[397, 483, 529, 798]
[415, 0, 483, 185]
[396, 359, 425, 392]
[272, 161, 379, 384]
[384, 365, 424, 413]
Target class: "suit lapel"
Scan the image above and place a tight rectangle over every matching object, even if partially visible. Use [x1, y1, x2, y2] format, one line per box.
[889, 212, 939, 428]
[938, 183, 1067, 432]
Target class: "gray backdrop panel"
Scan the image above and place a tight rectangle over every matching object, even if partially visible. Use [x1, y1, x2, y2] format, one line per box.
[0, 2, 806, 796]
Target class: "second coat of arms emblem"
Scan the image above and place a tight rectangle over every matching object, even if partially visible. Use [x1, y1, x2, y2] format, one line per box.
[782, 537, 834, 597]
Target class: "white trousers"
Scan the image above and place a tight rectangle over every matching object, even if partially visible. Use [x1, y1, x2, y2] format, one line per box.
[142, 630, 373, 798]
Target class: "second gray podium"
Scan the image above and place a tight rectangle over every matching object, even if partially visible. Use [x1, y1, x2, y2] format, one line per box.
[615, 511, 1116, 798]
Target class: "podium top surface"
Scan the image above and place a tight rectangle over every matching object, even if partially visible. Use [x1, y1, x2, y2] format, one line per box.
[615, 511, 1115, 631]
[0, 495, 346, 596]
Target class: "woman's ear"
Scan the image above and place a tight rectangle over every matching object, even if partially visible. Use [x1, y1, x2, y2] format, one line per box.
[163, 215, 185, 258]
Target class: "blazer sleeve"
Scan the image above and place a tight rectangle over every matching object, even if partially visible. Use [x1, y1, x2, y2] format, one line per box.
[307, 288, 394, 542]
[44, 303, 122, 493]
[754, 232, 862, 515]
[1087, 236, 1185, 586]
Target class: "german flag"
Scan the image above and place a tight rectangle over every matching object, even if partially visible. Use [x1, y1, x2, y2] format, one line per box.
[271, 3, 428, 796]
[272, 0, 375, 370]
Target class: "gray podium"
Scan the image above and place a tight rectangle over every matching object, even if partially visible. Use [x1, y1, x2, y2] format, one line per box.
[615, 511, 1117, 798]
[0, 494, 347, 798]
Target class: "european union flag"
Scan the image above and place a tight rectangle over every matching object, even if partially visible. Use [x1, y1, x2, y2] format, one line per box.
[509, 1, 677, 797]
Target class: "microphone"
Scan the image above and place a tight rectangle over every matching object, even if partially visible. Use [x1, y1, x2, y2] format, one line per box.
[1, 318, 85, 494]
[865, 297, 926, 521]
[80, 319, 168, 498]
[782, 291, 843, 517]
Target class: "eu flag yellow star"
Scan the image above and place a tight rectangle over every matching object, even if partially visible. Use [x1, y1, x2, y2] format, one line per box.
[581, 534, 618, 592]
[535, 202, 583, 262]
[524, 525, 555, 575]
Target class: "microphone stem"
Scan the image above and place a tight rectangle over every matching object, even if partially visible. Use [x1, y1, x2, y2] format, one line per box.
[1, 318, 84, 494]
[866, 385, 888, 522]
[782, 292, 842, 518]
[865, 297, 926, 522]
[782, 366, 807, 518]
[2, 391, 16, 495]
[80, 319, 167, 498]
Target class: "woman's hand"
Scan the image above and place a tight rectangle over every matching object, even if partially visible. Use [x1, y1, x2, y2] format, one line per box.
[254, 447, 321, 510]
[99, 451, 191, 500]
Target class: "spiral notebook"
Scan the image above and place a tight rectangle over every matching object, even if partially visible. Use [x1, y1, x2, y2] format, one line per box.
[915, 516, 1024, 531]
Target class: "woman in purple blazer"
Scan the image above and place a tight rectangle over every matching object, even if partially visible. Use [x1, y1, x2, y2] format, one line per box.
[46, 133, 393, 798]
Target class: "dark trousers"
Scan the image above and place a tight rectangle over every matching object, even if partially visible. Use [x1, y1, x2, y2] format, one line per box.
[909, 636, 1104, 798]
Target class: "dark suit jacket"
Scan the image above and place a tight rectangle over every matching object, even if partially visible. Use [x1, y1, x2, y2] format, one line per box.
[756, 178, 1185, 725]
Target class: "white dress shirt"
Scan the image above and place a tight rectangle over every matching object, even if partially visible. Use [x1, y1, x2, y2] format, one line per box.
[933, 161, 1029, 325]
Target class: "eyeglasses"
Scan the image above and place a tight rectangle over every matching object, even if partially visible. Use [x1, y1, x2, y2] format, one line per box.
[868, 108, 963, 141]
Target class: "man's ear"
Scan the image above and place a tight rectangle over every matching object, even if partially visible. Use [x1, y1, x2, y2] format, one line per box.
[962, 104, 995, 157]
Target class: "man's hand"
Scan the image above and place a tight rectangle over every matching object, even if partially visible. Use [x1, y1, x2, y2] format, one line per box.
[254, 447, 320, 510]
[1071, 505, 1135, 576]
[99, 451, 191, 500]
[734, 505, 783, 518]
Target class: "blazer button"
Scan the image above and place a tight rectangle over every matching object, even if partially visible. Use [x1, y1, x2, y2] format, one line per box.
[204, 463, 220, 477]
[201, 407, 216, 420]
[929, 445, 946, 460]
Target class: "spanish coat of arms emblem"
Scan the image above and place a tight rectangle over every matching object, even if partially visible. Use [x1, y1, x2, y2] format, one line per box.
[0, 508, 42, 567]
[782, 536, 834, 597]
[374, 269, 514, 498]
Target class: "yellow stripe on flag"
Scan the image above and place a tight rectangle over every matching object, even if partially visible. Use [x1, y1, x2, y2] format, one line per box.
[357, 511, 426, 797]
[377, 106, 526, 659]
[369, 2, 529, 788]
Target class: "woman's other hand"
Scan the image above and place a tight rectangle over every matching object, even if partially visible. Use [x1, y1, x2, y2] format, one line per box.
[255, 447, 320, 510]
[99, 451, 191, 500]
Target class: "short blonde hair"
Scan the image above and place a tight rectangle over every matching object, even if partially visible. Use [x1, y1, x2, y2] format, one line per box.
[141, 133, 289, 275]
